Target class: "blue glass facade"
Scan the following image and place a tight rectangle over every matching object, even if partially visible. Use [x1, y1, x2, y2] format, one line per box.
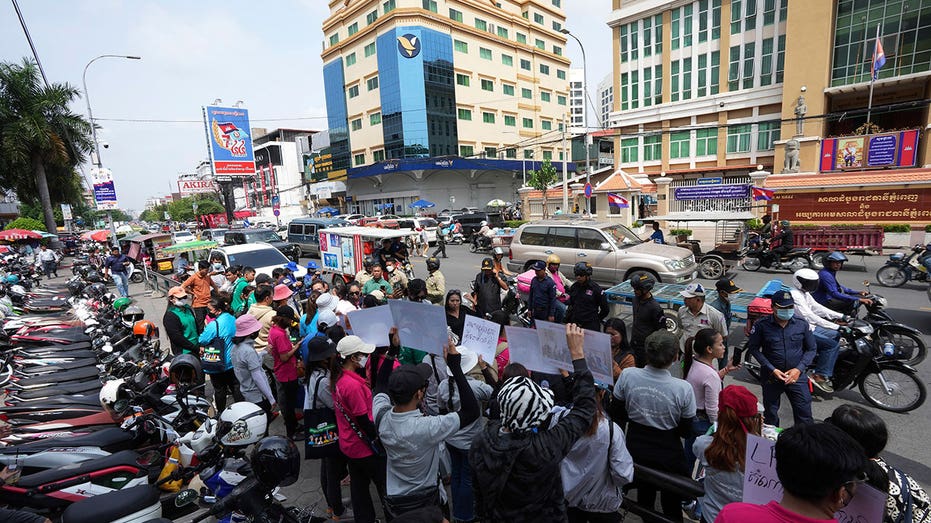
[377, 27, 457, 159]
[322, 58, 351, 173]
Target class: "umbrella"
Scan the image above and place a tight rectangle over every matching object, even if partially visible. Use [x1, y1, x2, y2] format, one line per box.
[0, 229, 43, 241]
[486, 199, 509, 208]
[80, 229, 110, 242]
[409, 199, 436, 209]
[315, 206, 339, 215]
[31, 230, 58, 239]
[116, 224, 134, 234]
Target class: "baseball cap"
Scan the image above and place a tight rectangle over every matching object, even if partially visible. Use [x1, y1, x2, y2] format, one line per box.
[235, 314, 262, 337]
[275, 305, 296, 320]
[531, 260, 546, 271]
[715, 278, 742, 293]
[306, 336, 337, 362]
[719, 385, 759, 418]
[272, 284, 293, 301]
[317, 309, 338, 328]
[316, 293, 337, 312]
[771, 290, 794, 308]
[370, 289, 386, 302]
[388, 363, 433, 402]
[481, 258, 494, 270]
[336, 335, 376, 358]
[680, 282, 706, 298]
[167, 286, 188, 299]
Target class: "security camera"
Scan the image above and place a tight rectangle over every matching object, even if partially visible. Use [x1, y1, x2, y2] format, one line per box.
[719, 102, 725, 108]
[101, 142, 110, 149]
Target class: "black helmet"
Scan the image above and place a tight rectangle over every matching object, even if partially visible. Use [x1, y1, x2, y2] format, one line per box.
[573, 261, 593, 277]
[86, 282, 107, 298]
[121, 305, 145, 328]
[630, 273, 655, 292]
[250, 436, 301, 488]
[426, 257, 440, 271]
[363, 257, 375, 269]
[85, 270, 103, 283]
[67, 279, 86, 296]
[168, 353, 203, 386]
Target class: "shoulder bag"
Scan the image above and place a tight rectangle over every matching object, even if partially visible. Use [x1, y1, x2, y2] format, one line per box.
[334, 397, 385, 457]
[201, 321, 227, 374]
[303, 374, 339, 459]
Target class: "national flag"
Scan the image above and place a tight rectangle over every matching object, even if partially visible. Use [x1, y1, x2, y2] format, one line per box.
[751, 186, 774, 201]
[872, 36, 886, 81]
[607, 192, 629, 208]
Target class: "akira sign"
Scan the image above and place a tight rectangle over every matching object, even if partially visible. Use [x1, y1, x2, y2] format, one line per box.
[820, 130, 919, 171]
[178, 180, 216, 196]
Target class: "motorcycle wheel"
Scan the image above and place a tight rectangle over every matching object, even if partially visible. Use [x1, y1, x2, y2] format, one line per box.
[858, 367, 927, 412]
[789, 257, 810, 272]
[663, 309, 680, 336]
[469, 242, 478, 253]
[741, 257, 761, 271]
[698, 256, 725, 280]
[874, 326, 927, 366]
[876, 266, 908, 287]
[810, 252, 826, 270]
[130, 272, 144, 284]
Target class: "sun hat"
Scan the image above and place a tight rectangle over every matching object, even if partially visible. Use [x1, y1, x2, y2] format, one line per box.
[284, 261, 300, 272]
[167, 286, 188, 299]
[273, 284, 293, 301]
[317, 309, 338, 329]
[316, 293, 337, 312]
[452, 346, 479, 375]
[306, 336, 338, 362]
[235, 314, 263, 337]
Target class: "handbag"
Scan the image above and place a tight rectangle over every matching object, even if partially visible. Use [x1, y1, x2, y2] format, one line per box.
[335, 398, 385, 457]
[201, 321, 227, 374]
[892, 467, 914, 523]
[303, 375, 339, 459]
[294, 355, 306, 379]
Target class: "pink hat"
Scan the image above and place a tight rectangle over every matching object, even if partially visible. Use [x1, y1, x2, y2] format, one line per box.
[273, 284, 293, 301]
[235, 314, 262, 337]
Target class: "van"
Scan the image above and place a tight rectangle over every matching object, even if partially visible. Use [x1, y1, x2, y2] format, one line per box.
[506, 219, 697, 287]
[287, 217, 350, 257]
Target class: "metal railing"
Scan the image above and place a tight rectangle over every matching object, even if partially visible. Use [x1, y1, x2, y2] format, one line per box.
[143, 266, 181, 298]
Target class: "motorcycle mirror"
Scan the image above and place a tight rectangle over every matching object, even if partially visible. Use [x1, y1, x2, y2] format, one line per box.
[174, 488, 199, 507]
[862, 280, 871, 287]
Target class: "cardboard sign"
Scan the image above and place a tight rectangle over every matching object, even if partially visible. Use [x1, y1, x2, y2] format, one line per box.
[346, 306, 394, 347]
[535, 320, 572, 369]
[461, 315, 500, 364]
[389, 300, 448, 356]
[583, 330, 614, 386]
[505, 326, 560, 374]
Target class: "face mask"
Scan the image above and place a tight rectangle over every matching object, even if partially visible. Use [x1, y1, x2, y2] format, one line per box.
[775, 308, 795, 321]
[356, 355, 368, 367]
[386, 266, 395, 273]
[175, 298, 189, 307]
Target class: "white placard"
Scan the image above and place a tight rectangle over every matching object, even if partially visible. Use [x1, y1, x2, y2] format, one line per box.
[346, 306, 394, 347]
[535, 320, 572, 369]
[505, 326, 560, 374]
[461, 315, 500, 364]
[389, 300, 448, 356]
[583, 330, 614, 386]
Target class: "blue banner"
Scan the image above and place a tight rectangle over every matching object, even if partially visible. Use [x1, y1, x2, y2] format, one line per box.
[92, 167, 119, 210]
[203, 105, 256, 176]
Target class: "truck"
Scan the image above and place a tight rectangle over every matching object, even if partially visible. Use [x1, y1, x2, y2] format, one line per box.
[791, 225, 884, 268]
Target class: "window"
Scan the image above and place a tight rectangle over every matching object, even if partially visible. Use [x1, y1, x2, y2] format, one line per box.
[712, 0, 721, 39]
[671, 60, 680, 102]
[698, 54, 708, 97]
[630, 22, 639, 60]
[504, 115, 516, 127]
[475, 18, 487, 31]
[347, 85, 359, 98]
[757, 121, 781, 151]
[516, 32, 527, 44]
[683, 4, 693, 47]
[631, 69, 639, 109]
[383, 0, 395, 12]
[456, 73, 470, 86]
[422, 0, 437, 13]
[523, 149, 533, 159]
[457, 108, 472, 121]
[744, 0, 756, 31]
[670, 131, 690, 158]
[503, 83, 515, 95]
[643, 16, 652, 56]
[682, 57, 692, 100]
[539, 64, 550, 75]
[354, 153, 365, 166]
[484, 147, 497, 157]
[541, 119, 552, 130]
[776, 35, 785, 83]
[501, 54, 513, 66]
[743, 42, 755, 89]
[698, 0, 708, 42]
[728, 45, 740, 91]
[731, 0, 741, 33]
[553, 45, 562, 56]
[373, 150, 385, 162]
[760, 37, 774, 86]
[557, 95, 567, 105]
[369, 112, 382, 125]
[552, 0, 561, 6]
[329, 33, 339, 46]
[653, 64, 663, 105]
[557, 69, 566, 80]
[480, 47, 492, 60]
[481, 79, 494, 91]
[505, 148, 517, 158]
[696, 128, 717, 155]
[366, 10, 377, 24]
[345, 52, 356, 66]
[460, 145, 474, 157]
[620, 72, 628, 111]
[620, 25, 628, 62]
[364, 42, 376, 57]
[348, 22, 358, 36]
[534, 12, 544, 24]
[552, 21, 562, 32]
[710, 51, 720, 94]
[535, 39, 545, 50]
[726, 124, 751, 153]
[654, 14, 663, 54]
[542, 150, 553, 161]
[643, 67, 652, 107]
[454, 40, 468, 53]
[540, 91, 551, 102]
[519, 226, 547, 245]
[671, 8, 680, 50]
[351, 118, 362, 131]
[779, 0, 786, 21]
[497, 26, 509, 39]
[449, 8, 462, 22]
[366, 76, 379, 91]
[764, 0, 776, 25]
[482, 112, 496, 124]
[522, 118, 533, 128]
[521, 88, 532, 99]
[621, 138, 638, 163]
[643, 134, 662, 161]
[520, 59, 531, 70]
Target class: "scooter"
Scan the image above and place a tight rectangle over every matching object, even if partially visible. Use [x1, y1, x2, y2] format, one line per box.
[502, 277, 532, 328]
[469, 232, 494, 254]
[740, 238, 812, 272]
[876, 244, 930, 287]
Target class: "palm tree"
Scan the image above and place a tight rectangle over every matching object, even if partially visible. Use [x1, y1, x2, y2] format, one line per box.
[0, 59, 93, 235]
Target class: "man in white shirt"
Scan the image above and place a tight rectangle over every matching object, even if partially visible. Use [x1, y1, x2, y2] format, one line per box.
[790, 269, 848, 393]
[37, 245, 58, 279]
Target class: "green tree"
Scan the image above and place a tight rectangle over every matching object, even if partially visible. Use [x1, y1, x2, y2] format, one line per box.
[4, 216, 45, 231]
[527, 159, 558, 219]
[0, 59, 93, 235]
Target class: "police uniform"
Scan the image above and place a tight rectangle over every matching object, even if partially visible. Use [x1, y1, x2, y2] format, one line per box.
[426, 270, 446, 304]
[566, 280, 608, 331]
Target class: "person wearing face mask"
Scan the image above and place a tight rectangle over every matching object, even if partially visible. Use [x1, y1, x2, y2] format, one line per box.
[163, 286, 199, 355]
[746, 290, 817, 427]
[384, 259, 408, 299]
[231, 314, 278, 416]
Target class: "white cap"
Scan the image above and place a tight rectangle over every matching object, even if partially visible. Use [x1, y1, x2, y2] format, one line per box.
[337, 335, 376, 357]
[679, 282, 706, 298]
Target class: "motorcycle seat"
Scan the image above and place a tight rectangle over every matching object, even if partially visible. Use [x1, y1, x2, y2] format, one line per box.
[13, 366, 100, 387]
[789, 247, 811, 254]
[16, 450, 143, 489]
[60, 484, 160, 523]
[0, 427, 132, 454]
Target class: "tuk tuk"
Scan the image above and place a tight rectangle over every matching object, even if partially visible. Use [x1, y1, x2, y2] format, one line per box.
[646, 211, 754, 280]
[318, 226, 416, 285]
[123, 232, 174, 274]
[160, 240, 219, 278]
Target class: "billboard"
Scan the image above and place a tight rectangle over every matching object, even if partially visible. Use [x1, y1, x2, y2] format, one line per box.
[674, 184, 750, 200]
[92, 167, 119, 210]
[178, 179, 216, 197]
[202, 105, 256, 176]
[820, 130, 919, 171]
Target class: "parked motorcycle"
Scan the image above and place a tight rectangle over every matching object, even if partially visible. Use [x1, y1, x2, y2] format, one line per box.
[876, 244, 930, 287]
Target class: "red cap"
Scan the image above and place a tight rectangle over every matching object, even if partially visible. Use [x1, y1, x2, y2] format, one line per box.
[719, 385, 759, 418]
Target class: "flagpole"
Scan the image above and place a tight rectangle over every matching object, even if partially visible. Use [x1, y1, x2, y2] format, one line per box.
[866, 24, 880, 126]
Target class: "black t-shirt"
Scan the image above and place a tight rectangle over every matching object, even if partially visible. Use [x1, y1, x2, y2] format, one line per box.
[473, 272, 503, 316]
[631, 294, 665, 347]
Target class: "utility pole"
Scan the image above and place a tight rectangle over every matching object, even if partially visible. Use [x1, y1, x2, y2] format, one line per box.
[562, 115, 568, 210]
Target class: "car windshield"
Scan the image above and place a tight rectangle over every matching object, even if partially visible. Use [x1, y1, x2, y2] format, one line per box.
[246, 230, 283, 242]
[603, 224, 642, 246]
[175, 231, 193, 238]
[226, 247, 288, 268]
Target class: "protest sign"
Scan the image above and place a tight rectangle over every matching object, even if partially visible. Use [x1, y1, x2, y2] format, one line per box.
[535, 320, 572, 369]
[461, 315, 500, 363]
[505, 326, 560, 374]
[389, 300, 448, 355]
[583, 330, 614, 386]
[346, 306, 394, 347]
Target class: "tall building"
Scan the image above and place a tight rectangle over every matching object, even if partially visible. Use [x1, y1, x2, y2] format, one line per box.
[597, 73, 613, 129]
[568, 68, 585, 134]
[321, 0, 575, 214]
[242, 128, 317, 220]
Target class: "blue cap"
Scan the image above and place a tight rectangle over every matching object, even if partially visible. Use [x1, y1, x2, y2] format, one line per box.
[532, 260, 546, 271]
[771, 290, 794, 307]
[306, 260, 318, 270]
[284, 261, 299, 272]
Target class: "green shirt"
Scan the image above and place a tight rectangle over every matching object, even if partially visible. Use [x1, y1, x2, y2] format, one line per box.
[362, 277, 393, 296]
[230, 277, 249, 314]
[169, 304, 199, 353]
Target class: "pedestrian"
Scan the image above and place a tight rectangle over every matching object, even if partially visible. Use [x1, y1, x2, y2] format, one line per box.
[246, 284, 276, 353]
[209, 253, 227, 290]
[418, 226, 430, 257]
[629, 274, 665, 367]
[37, 244, 57, 279]
[527, 260, 557, 324]
[565, 262, 608, 331]
[545, 255, 572, 323]
[182, 260, 219, 332]
[162, 286, 199, 355]
[790, 268, 848, 394]
[710, 277, 742, 371]
[424, 257, 446, 304]
[611, 330, 696, 522]
[444, 289, 476, 340]
[385, 259, 408, 298]
[333, 282, 358, 316]
[473, 257, 508, 317]
[604, 317, 635, 380]
[355, 257, 376, 288]
[103, 245, 132, 298]
[647, 222, 665, 244]
[746, 290, 817, 426]
[230, 266, 253, 315]
[716, 423, 867, 522]
[681, 328, 736, 473]
[677, 283, 728, 372]
[231, 314, 277, 415]
[470, 324, 595, 522]
[362, 265, 393, 296]
[432, 223, 449, 259]
[173, 253, 190, 280]
[219, 265, 240, 295]
[268, 305, 302, 440]
[198, 295, 243, 412]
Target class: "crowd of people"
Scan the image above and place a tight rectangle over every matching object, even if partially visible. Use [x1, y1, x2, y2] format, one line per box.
[149, 244, 930, 523]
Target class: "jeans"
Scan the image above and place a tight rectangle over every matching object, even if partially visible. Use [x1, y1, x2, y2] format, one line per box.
[111, 271, 129, 297]
[761, 376, 813, 427]
[554, 300, 567, 323]
[347, 454, 388, 523]
[684, 416, 713, 475]
[277, 379, 300, 439]
[447, 444, 474, 522]
[812, 326, 841, 379]
[42, 260, 57, 278]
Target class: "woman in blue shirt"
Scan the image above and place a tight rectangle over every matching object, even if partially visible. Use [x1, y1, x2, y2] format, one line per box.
[198, 295, 242, 411]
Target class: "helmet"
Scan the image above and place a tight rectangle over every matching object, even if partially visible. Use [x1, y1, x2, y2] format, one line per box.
[250, 436, 301, 488]
[780, 220, 791, 227]
[218, 402, 268, 447]
[100, 292, 116, 305]
[793, 268, 820, 293]
[480, 221, 488, 226]
[363, 257, 374, 269]
[132, 319, 158, 339]
[168, 353, 203, 386]
[826, 251, 848, 263]
[99, 378, 132, 418]
[4, 274, 19, 284]
[85, 270, 103, 283]
[122, 305, 145, 328]
[86, 282, 107, 298]
[67, 279, 86, 296]
[573, 262, 593, 277]
[426, 257, 440, 271]
[113, 297, 133, 313]
[546, 254, 561, 265]
[630, 273, 656, 292]
[493, 246, 506, 256]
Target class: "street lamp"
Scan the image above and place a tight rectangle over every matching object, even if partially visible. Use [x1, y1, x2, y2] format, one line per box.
[82, 54, 141, 243]
[561, 28, 591, 214]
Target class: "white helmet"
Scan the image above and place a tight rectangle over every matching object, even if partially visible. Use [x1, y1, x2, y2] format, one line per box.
[793, 268, 820, 293]
[480, 221, 488, 226]
[218, 402, 268, 447]
[99, 378, 131, 419]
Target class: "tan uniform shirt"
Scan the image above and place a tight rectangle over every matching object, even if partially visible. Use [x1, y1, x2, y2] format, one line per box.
[426, 270, 446, 304]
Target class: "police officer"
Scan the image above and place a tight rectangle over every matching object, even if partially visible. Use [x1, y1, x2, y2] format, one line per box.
[473, 257, 508, 317]
[432, 222, 450, 259]
[425, 257, 446, 305]
[527, 260, 557, 324]
[355, 257, 375, 288]
[746, 290, 817, 427]
[565, 262, 608, 331]
[630, 274, 665, 368]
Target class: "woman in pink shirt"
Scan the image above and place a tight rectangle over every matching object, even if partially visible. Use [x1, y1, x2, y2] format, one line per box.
[683, 328, 737, 471]
[331, 334, 385, 523]
[268, 305, 300, 439]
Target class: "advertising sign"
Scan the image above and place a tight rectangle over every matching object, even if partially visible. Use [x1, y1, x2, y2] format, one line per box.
[674, 184, 749, 201]
[60, 204, 72, 221]
[771, 187, 931, 222]
[309, 152, 334, 182]
[92, 167, 119, 210]
[178, 179, 216, 197]
[820, 130, 919, 171]
[202, 105, 256, 176]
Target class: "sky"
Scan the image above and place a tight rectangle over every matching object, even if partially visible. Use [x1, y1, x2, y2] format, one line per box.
[0, 1, 612, 213]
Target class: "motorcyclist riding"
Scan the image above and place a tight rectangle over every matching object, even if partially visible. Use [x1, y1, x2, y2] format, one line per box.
[812, 251, 872, 315]
[770, 219, 794, 259]
[790, 269, 849, 394]
[474, 221, 494, 250]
